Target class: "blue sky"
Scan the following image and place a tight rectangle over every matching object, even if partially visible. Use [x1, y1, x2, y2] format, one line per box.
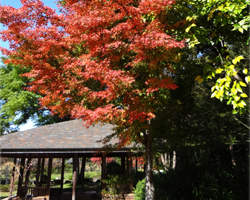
[0, 0, 59, 60]
[0, 0, 59, 131]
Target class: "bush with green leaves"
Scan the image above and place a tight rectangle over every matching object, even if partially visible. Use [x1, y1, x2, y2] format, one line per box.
[102, 174, 132, 200]
[134, 179, 145, 200]
[134, 174, 169, 200]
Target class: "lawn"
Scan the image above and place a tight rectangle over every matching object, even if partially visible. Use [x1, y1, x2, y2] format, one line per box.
[0, 192, 10, 199]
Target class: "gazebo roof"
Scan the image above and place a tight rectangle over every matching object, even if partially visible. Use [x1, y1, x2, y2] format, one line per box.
[0, 120, 134, 157]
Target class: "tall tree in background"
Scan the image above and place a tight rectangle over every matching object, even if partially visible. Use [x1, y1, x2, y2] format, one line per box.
[0, 61, 71, 134]
[165, 0, 250, 113]
[0, 0, 185, 199]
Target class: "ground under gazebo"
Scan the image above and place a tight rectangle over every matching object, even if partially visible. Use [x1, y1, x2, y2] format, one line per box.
[0, 120, 139, 200]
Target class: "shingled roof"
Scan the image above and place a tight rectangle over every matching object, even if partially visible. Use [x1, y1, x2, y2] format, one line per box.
[0, 120, 132, 155]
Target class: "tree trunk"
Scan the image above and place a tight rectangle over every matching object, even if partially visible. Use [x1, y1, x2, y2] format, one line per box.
[145, 133, 155, 200]
[160, 153, 168, 169]
[229, 145, 236, 166]
[172, 151, 176, 169]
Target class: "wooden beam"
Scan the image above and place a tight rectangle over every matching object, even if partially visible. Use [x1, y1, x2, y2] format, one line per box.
[9, 158, 16, 199]
[46, 156, 53, 200]
[60, 157, 65, 194]
[81, 156, 86, 191]
[36, 156, 41, 187]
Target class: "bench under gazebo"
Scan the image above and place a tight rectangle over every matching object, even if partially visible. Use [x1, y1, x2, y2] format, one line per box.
[0, 120, 139, 200]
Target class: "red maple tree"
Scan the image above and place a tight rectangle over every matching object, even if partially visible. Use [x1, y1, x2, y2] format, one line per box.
[91, 157, 116, 166]
[0, 0, 184, 199]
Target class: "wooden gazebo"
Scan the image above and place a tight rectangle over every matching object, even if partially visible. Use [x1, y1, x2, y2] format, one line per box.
[0, 120, 138, 200]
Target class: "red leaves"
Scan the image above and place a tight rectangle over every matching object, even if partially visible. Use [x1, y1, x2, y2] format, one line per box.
[139, 0, 175, 15]
[1, 0, 184, 147]
[91, 157, 116, 165]
[146, 78, 178, 95]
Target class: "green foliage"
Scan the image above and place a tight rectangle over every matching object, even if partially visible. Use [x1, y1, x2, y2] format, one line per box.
[0, 62, 39, 134]
[167, 0, 250, 114]
[0, 60, 71, 134]
[102, 161, 132, 199]
[102, 174, 132, 200]
[134, 179, 145, 200]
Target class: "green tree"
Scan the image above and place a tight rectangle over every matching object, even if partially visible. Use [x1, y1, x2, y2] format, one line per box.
[0, 61, 71, 134]
[164, 0, 250, 113]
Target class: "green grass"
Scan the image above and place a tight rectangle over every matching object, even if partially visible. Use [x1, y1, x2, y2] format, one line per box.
[0, 190, 17, 199]
[0, 192, 9, 199]
[85, 171, 101, 179]
[50, 171, 101, 182]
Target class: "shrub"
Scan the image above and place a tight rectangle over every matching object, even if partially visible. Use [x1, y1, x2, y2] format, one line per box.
[134, 179, 145, 200]
[134, 174, 169, 200]
[102, 174, 132, 200]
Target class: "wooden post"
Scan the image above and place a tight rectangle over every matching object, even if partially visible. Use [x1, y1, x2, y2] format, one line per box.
[25, 157, 32, 186]
[40, 157, 45, 184]
[127, 154, 132, 174]
[36, 156, 41, 187]
[101, 155, 106, 189]
[135, 155, 138, 183]
[81, 156, 86, 191]
[9, 158, 16, 199]
[46, 156, 53, 200]
[17, 156, 25, 197]
[76, 155, 79, 185]
[127, 153, 133, 192]
[72, 154, 78, 200]
[121, 154, 125, 175]
[60, 157, 65, 194]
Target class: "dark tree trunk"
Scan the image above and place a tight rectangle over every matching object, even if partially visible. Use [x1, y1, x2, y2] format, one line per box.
[144, 133, 155, 200]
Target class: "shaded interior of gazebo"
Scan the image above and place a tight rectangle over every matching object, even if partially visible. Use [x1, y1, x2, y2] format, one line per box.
[0, 120, 139, 200]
